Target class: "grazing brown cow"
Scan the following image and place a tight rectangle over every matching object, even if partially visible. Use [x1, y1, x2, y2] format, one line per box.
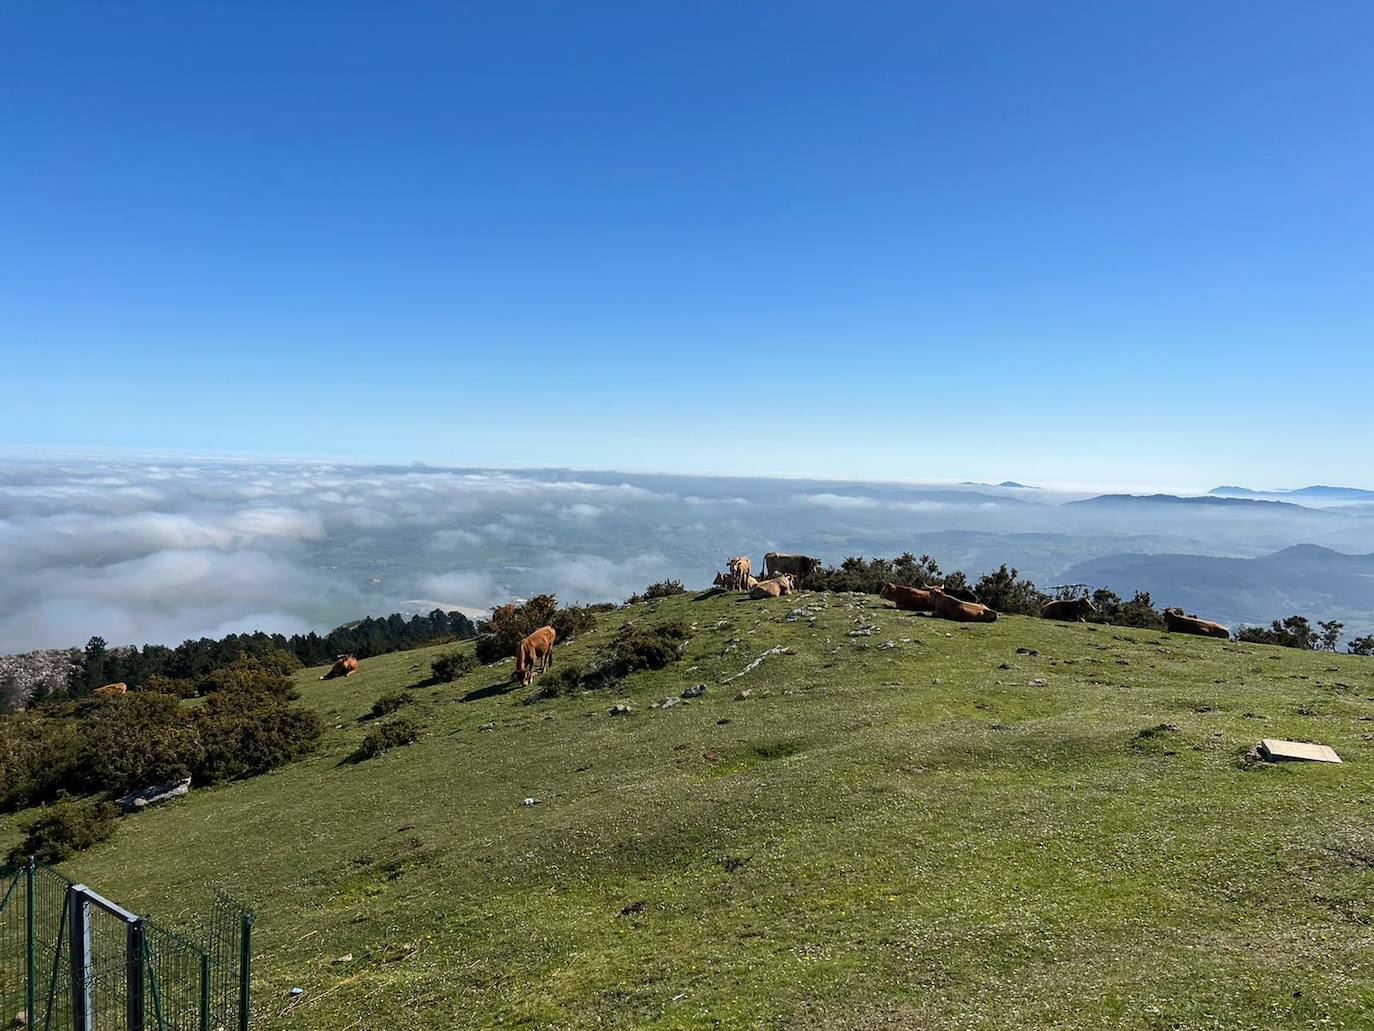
[763, 552, 821, 582]
[94, 682, 128, 696]
[1041, 597, 1097, 622]
[879, 582, 934, 611]
[320, 654, 359, 680]
[728, 555, 753, 591]
[1163, 608, 1230, 639]
[928, 587, 998, 623]
[515, 626, 557, 686]
[750, 574, 795, 600]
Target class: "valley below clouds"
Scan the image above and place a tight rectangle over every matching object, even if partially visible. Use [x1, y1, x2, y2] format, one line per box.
[3, 454, 1374, 653]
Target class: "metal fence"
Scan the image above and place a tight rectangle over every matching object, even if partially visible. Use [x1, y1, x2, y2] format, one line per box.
[0, 858, 252, 1031]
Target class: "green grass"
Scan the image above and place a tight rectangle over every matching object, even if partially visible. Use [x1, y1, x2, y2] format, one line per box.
[5, 590, 1374, 1029]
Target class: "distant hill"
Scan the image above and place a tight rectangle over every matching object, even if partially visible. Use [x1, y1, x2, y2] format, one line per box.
[1060, 543, 1374, 631]
[1210, 484, 1374, 502]
[959, 480, 1040, 490]
[1067, 493, 1322, 514]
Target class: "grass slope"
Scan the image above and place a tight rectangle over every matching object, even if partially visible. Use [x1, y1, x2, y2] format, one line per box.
[7, 590, 1374, 1029]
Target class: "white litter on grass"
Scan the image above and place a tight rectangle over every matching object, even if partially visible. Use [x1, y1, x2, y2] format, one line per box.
[523, 797, 540, 806]
[720, 646, 794, 684]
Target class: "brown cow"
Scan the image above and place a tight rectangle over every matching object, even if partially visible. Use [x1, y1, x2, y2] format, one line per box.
[763, 552, 821, 581]
[515, 626, 557, 686]
[1041, 597, 1097, 622]
[879, 582, 934, 611]
[320, 654, 359, 680]
[93, 682, 128, 696]
[935, 583, 980, 604]
[749, 574, 795, 599]
[716, 570, 758, 590]
[728, 555, 752, 591]
[928, 587, 997, 623]
[1163, 608, 1230, 639]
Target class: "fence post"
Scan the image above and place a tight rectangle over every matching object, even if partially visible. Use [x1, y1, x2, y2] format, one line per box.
[126, 919, 146, 1031]
[238, 910, 253, 1031]
[200, 951, 211, 1031]
[25, 858, 35, 1029]
[69, 885, 92, 1031]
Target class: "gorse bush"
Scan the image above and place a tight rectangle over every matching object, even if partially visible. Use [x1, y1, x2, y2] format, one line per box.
[431, 650, 477, 683]
[7, 797, 119, 867]
[974, 565, 1047, 615]
[523, 666, 582, 704]
[1086, 589, 1165, 630]
[551, 605, 598, 641]
[607, 620, 691, 675]
[354, 716, 421, 760]
[804, 553, 945, 594]
[369, 691, 412, 718]
[1237, 616, 1319, 650]
[0, 661, 322, 814]
[474, 595, 594, 664]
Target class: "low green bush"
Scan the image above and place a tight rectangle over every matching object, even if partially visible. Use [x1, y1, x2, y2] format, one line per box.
[7, 797, 119, 866]
[370, 691, 412, 718]
[431, 651, 477, 683]
[523, 666, 582, 704]
[354, 716, 421, 761]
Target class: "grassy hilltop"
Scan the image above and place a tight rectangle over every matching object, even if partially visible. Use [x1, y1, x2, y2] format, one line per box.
[13, 589, 1374, 1029]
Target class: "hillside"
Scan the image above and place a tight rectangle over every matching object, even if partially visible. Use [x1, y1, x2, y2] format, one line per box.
[6, 589, 1374, 1029]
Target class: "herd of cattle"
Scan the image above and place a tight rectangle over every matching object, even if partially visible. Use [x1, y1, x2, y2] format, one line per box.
[306, 551, 1234, 691]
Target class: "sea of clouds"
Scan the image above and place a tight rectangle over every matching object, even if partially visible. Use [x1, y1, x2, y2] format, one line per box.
[3, 455, 1369, 653]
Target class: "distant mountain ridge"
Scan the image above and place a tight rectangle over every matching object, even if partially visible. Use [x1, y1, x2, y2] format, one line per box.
[1211, 484, 1374, 501]
[1067, 493, 1324, 514]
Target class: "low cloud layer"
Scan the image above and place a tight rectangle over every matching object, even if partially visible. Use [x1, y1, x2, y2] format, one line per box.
[2, 455, 1370, 653]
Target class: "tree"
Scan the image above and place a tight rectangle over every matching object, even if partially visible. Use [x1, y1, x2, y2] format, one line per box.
[1318, 620, 1345, 652]
[973, 565, 1046, 616]
[1237, 615, 1318, 650]
[1348, 635, 1374, 657]
[79, 636, 108, 697]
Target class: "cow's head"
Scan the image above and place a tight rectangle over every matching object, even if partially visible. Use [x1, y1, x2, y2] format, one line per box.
[1077, 596, 1097, 613]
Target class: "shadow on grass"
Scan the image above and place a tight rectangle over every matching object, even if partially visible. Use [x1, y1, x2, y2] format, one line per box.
[693, 588, 729, 601]
[461, 680, 519, 703]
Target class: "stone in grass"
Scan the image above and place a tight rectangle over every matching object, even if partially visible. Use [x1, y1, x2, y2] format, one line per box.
[115, 776, 191, 814]
[1258, 739, 1342, 764]
[735, 689, 752, 701]
[682, 683, 707, 699]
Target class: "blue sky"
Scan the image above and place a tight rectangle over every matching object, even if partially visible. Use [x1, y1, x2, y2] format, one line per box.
[2, 2, 1371, 490]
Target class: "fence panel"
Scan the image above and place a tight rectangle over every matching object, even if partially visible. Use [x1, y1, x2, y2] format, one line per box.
[0, 860, 252, 1031]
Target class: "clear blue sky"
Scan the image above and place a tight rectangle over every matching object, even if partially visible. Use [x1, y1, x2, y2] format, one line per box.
[2, 2, 1371, 490]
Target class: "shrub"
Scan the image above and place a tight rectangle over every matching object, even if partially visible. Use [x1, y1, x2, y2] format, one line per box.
[973, 565, 1046, 615]
[431, 650, 477, 683]
[523, 666, 582, 704]
[7, 798, 119, 866]
[1349, 635, 1374, 657]
[1237, 616, 1319, 650]
[354, 716, 421, 760]
[804, 553, 943, 594]
[551, 605, 598, 641]
[370, 691, 412, 718]
[642, 579, 686, 600]
[195, 658, 298, 700]
[141, 673, 197, 698]
[607, 620, 691, 675]
[72, 693, 201, 798]
[191, 690, 323, 784]
[1086, 589, 1166, 630]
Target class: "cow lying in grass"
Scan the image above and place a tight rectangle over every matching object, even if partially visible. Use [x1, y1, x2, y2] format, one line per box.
[515, 626, 557, 686]
[929, 587, 997, 622]
[879, 582, 934, 611]
[1041, 597, 1096, 621]
[321, 654, 359, 680]
[1163, 607, 1230, 639]
[750, 574, 796, 599]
